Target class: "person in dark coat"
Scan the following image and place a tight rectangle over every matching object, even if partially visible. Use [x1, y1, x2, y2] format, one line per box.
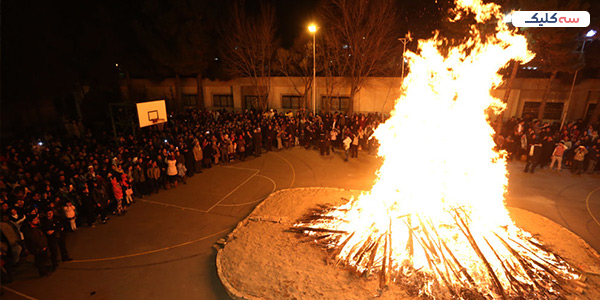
[79, 183, 97, 226]
[265, 125, 273, 152]
[22, 215, 51, 277]
[41, 210, 71, 271]
[91, 180, 109, 224]
[202, 139, 213, 168]
[183, 147, 195, 177]
[253, 128, 262, 157]
[540, 136, 555, 168]
[524, 138, 543, 173]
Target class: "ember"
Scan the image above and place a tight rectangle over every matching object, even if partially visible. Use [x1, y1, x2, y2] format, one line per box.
[293, 0, 582, 298]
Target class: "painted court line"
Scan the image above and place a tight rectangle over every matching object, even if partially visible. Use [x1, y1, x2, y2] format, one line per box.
[66, 228, 231, 263]
[206, 170, 259, 212]
[215, 174, 276, 207]
[138, 199, 208, 213]
[272, 152, 296, 188]
[1, 286, 39, 300]
[586, 187, 600, 229]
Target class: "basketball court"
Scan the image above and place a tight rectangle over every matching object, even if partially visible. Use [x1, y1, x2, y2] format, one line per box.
[2, 148, 599, 299]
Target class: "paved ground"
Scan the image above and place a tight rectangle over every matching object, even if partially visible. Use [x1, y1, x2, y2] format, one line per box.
[2, 147, 599, 300]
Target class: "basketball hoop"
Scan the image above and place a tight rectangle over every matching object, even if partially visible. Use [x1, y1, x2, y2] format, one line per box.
[137, 101, 168, 128]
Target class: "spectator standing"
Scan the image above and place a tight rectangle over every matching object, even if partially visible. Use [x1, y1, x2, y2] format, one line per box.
[540, 136, 554, 168]
[121, 172, 133, 206]
[330, 128, 338, 152]
[184, 146, 195, 177]
[22, 215, 50, 277]
[79, 184, 97, 226]
[91, 181, 109, 224]
[63, 201, 77, 231]
[587, 145, 599, 174]
[253, 128, 262, 157]
[192, 140, 203, 173]
[519, 133, 527, 160]
[146, 161, 161, 194]
[202, 140, 213, 168]
[108, 174, 124, 215]
[41, 210, 72, 271]
[132, 163, 147, 197]
[524, 140, 542, 173]
[351, 131, 359, 158]
[343, 134, 352, 162]
[175, 150, 187, 184]
[237, 135, 247, 161]
[572, 146, 588, 175]
[0, 215, 23, 273]
[166, 154, 178, 189]
[549, 141, 567, 171]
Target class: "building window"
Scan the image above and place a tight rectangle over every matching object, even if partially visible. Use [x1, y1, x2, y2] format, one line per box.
[323, 96, 350, 111]
[213, 94, 233, 108]
[282, 95, 301, 109]
[182, 94, 196, 106]
[244, 95, 259, 109]
[522, 102, 563, 120]
[544, 103, 564, 120]
[522, 102, 540, 119]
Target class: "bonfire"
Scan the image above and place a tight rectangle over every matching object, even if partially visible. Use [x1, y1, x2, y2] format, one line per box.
[293, 0, 582, 299]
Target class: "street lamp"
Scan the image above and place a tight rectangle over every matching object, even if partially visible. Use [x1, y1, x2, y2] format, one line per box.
[308, 24, 317, 115]
[397, 33, 412, 83]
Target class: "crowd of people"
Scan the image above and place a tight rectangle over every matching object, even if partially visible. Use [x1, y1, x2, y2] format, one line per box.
[497, 116, 600, 174]
[1, 108, 598, 282]
[0, 108, 385, 281]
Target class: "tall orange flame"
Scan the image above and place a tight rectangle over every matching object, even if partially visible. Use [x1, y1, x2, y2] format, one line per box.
[296, 0, 581, 298]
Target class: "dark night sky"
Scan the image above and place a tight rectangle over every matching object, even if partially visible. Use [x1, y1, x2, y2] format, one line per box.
[1, 0, 597, 106]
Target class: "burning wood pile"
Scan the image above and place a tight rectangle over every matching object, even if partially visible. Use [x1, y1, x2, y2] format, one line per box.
[293, 202, 582, 299]
[293, 0, 583, 298]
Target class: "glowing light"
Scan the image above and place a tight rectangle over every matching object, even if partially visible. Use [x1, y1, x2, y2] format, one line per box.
[296, 0, 579, 298]
[586, 29, 597, 37]
[308, 24, 317, 33]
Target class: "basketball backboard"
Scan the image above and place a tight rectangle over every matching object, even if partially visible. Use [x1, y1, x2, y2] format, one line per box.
[136, 100, 168, 128]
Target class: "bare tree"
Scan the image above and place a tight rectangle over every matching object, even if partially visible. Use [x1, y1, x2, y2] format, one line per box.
[133, 0, 216, 110]
[220, 1, 278, 111]
[274, 43, 313, 110]
[513, 0, 585, 121]
[319, 0, 402, 113]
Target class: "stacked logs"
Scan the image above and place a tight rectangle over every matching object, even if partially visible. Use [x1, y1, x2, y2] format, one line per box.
[291, 202, 584, 300]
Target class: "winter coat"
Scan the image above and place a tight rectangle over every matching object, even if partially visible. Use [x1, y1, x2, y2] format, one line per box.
[22, 223, 47, 254]
[193, 145, 203, 161]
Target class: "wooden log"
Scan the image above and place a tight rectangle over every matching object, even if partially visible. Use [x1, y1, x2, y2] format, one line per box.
[494, 230, 553, 295]
[380, 230, 389, 289]
[452, 209, 508, 300]
[484, 236, 532, 295]
[387, 218, 393, 282]
[365, 235, 384, 277]
[426, 217, 477, 286]
[354, 236, 375, 267]
[290, 226, 348, 234]
[406, 215, 414, 258]
[330, 231, 355, 263]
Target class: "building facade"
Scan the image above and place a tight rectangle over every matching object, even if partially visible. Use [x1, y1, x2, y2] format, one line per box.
[120, 76, 600, 122]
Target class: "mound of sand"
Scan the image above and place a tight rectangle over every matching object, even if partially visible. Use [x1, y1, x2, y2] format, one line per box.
[216, 188, 600, 300]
